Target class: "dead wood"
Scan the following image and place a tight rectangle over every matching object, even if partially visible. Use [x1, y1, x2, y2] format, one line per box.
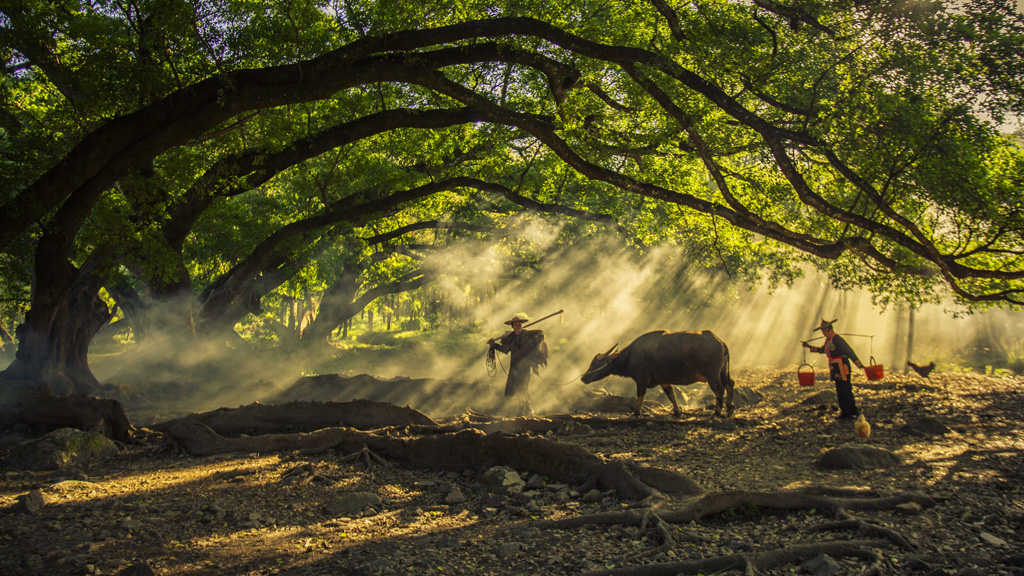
[17, 390, 134, 441]
[161, 420, 704, 500]
[150, 399, 437, 435]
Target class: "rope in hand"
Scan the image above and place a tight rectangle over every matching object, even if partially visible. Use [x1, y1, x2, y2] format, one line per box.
[486, 346, 497, 377]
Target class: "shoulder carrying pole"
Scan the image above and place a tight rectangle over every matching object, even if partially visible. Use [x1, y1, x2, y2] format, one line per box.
[524, 309, 563, 328]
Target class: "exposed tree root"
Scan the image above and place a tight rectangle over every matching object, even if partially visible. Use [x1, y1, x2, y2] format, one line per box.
[576, 540, 891, 576]
[534, 488, 935, 575]
[337, 443, 390, 467]
[17, 390, 135, 441]
[150, 399, 437, 436]
[161, 419, 703, 499]
[810, 509, 916, 550]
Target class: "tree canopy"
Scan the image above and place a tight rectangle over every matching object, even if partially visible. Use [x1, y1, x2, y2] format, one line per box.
[1, 0, 1023, 391]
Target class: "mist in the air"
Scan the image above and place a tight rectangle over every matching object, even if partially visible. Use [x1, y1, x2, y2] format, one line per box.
[73, 221, 1024, 420]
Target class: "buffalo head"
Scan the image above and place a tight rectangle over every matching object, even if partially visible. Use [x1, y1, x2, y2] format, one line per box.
[581, 343, 618, 384]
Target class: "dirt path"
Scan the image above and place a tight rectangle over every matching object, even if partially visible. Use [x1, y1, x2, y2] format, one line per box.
[2, 368, 1022, 576]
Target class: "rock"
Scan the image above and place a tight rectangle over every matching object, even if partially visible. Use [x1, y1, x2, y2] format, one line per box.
[581, 489, 603, 503]
[478, 466, 524, 491]
[525, 474, 545, 489]
[896, 502, 924, 516]
[516, 527, 541, 539]
[481, 493, 508, 508]
[7, 428, 119, 471]
[325, 492, 381, 517]
[497, 542, 522, 557]
[13, 489, 46, 515]
[801, 553, 843, 576]
[817, 444, 902, 469]
[445, 486, 466, 504]
[979, 532, 1008, 546]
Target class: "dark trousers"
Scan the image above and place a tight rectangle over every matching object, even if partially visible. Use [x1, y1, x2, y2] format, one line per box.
[834, 376, 858, 417]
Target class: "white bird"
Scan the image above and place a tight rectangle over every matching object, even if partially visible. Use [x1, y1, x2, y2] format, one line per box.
[854, 413, 871, 441]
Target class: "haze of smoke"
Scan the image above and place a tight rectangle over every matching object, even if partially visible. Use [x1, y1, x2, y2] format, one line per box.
[85, 223, 1024, 418]
[328, 229, 1024, 416]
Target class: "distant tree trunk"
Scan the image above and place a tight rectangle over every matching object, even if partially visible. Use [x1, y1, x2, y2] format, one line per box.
[0, 322, 15, 355]
[904, 307, 915, 374]
[367, 310, 374, 333]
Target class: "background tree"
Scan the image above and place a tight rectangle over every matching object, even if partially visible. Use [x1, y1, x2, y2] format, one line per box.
[1, 0, 1022, 393]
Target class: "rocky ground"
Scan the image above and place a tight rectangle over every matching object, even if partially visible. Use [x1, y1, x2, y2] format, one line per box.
[1, 367, 1023, 576]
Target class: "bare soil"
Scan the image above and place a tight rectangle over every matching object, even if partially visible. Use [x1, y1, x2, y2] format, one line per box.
[2, 367, 1023, 576]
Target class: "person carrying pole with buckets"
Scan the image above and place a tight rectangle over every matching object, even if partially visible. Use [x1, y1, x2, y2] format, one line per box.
[802, 318, 866, 420]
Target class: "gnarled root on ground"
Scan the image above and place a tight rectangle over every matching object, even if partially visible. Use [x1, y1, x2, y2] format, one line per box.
[576, 540, 891, 576]
[534, 488, 936, 576]
[160, 419, 704, 500]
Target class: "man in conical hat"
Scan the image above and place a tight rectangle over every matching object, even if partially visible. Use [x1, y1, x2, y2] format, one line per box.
[803, 318, 865, 420]
[487, 312, 548, 417]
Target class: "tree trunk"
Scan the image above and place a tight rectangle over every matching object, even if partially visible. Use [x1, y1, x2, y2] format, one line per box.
[1, 241, 109, 396]
[300, 265, 361, 345]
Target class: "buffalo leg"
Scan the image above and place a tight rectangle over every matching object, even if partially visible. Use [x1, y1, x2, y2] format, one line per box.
[708, 378, 725, 418]
[634, 377, 650, 417]
[660, 384, 682, 417]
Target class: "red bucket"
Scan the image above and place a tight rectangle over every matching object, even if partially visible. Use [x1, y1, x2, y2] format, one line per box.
[797, 363, 815, 386]
[864, 357, 883, 381]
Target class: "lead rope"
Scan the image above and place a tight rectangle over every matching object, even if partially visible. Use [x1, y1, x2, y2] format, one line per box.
[486, 346, 587, 388]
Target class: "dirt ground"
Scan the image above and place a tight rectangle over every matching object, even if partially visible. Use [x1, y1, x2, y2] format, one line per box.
[2, 367, 1023, 576]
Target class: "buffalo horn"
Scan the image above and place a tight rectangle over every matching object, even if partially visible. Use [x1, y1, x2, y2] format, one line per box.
[604, 343, 618, 356]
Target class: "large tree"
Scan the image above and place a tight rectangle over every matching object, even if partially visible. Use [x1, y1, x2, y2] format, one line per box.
[2, 0, 1022, 392]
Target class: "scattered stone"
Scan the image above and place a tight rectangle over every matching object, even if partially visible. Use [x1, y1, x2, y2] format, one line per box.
[817, 444, 902, 469]
[801, 553, 843, 576]
[581, 489, 603, 503]
[325, 492, 381, 517]
[896, 502, 924, 516]
[979, 532, 1008, 546]
[445, 486, 466, 504]
[525, 473, 545, 489]
[516, 527, 541, 539]
[7, 428, 119, 471]
[481, 493, 508, 508]
[13, 489, 46, 515]
[478, 466, 524, 491]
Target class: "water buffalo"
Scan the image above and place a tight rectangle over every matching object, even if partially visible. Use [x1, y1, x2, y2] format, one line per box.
[581, 330, 735, 418]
